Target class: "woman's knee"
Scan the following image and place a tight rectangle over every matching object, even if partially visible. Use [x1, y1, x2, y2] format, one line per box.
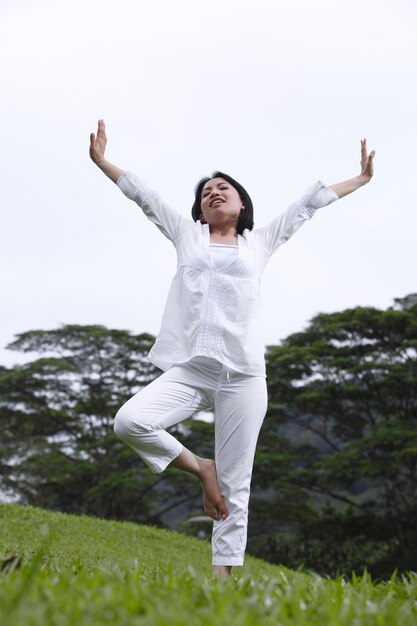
[113, 406, 131, 440]
[113, 404, 144, 440]
[113, 404, 154, 441]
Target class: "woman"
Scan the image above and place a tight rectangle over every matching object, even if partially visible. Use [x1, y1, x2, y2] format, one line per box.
[89, 120, 375, 577]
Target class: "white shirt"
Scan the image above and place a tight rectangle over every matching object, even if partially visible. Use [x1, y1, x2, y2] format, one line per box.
[117, 172, 339, 376]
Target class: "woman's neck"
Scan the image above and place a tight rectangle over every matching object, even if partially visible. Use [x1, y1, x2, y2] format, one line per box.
[209, 224, 238, 245]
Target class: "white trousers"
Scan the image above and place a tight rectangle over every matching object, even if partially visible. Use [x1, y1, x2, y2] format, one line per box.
[113, 356, 268, 566]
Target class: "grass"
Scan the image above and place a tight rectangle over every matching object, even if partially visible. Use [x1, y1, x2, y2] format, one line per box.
[1, 503, 417, 625]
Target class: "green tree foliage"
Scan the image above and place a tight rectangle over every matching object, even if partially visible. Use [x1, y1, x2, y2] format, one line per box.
[0, 325, 204, 524]
[249, 294, 417, 577]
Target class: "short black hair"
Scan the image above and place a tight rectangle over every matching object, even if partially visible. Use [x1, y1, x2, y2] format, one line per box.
[191, 171, 254, 234]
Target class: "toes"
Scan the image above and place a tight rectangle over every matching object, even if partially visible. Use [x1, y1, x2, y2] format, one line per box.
[204, 496, 228, 521]
[204, 504, 219, 520]
[218, 496, 228, 519]
[211, 508, 220, 521]
[206, 506, 222, 521]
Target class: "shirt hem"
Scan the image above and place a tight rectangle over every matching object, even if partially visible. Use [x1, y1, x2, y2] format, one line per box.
[148, 352, 266, 378]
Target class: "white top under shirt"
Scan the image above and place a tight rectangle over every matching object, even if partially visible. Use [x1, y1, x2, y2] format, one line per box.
[209, 243, 238, 271]
[117, 172, 339, 376]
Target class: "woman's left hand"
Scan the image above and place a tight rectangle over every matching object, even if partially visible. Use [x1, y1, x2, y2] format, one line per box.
[359, 138, 376, 184]
[329, 139, 376, 198]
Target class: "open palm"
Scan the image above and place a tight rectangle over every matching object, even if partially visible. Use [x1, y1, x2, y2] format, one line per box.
[360, 138, 376, 183]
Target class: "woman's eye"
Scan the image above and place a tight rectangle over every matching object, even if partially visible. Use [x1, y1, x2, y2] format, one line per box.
[203, 186, 228, 198]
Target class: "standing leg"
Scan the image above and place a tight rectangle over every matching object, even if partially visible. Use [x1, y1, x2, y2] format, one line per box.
[211, 371, 268, 574]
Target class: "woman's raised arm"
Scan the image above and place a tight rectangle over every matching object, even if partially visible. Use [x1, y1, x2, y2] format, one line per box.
[89, 119, 188, 244]
[89, 119, 125, 183]
[329, 138, 376, 199]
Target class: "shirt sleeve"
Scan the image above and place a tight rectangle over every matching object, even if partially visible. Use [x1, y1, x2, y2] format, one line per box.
[116, 171, 185, 244]
[254, 180, 339, 254]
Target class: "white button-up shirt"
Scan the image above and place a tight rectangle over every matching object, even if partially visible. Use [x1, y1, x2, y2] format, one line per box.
[117, 172, 339, 376]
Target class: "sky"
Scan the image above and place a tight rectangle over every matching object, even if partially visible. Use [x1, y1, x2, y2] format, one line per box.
[1, 0, 417, 368]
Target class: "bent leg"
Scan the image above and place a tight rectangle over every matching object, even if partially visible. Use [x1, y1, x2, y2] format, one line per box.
[113, 365, 210, 474]
[212, 373, 268, 567]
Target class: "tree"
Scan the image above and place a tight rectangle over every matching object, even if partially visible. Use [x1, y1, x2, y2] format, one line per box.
[249, 294, 417, 577]
[0, 325, 207, 525]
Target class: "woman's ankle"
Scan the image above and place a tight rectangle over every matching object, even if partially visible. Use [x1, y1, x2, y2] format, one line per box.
[212, 565, 232, 578]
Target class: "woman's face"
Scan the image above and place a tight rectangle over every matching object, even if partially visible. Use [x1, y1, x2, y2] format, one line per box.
[199, 177, 244, 227]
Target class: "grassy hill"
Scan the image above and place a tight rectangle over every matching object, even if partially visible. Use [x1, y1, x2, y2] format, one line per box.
[1, 503, 417, 625]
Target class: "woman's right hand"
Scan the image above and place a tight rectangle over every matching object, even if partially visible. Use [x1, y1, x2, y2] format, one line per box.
[89, 120, 125, 183]
[89, 119, 107, 166]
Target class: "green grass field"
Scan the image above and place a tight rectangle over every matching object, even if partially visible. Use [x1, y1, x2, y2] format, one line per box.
[1, 503, 416, 625]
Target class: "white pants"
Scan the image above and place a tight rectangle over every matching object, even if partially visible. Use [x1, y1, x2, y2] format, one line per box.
[113, 356, 268, 566]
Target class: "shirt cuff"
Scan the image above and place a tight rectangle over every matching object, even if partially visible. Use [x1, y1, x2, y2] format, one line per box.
[116, 171, 150, 201]
[299, 180, 339, 218]
[309, 180, 339, 207]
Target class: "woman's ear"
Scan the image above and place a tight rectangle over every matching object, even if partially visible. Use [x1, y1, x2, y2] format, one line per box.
[199, 213, 206, 224]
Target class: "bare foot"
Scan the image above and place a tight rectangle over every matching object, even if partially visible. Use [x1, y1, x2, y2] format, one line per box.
[212, 565, 232, 578]
[198, 459, 228, 522]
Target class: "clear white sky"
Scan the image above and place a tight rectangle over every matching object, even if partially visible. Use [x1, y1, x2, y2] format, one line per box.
[1, 0, 416, 367]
